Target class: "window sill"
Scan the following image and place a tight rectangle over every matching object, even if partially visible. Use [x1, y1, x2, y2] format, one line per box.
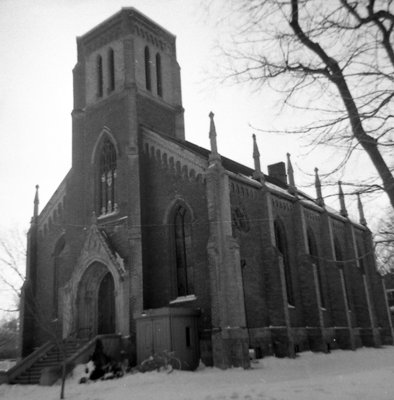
[169, 294, 197, 305]
[288, 303, 295, 309]
[98, 209, 119, 220]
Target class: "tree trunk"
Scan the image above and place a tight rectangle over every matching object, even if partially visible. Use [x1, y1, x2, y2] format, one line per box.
[290, 0, 394, 211]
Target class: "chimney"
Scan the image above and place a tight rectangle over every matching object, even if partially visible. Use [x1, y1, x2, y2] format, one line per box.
[268, 162, 287, 185]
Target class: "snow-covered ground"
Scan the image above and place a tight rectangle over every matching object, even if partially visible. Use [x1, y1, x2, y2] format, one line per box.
[1, 347, 394, 400]
[0, 360, 16, 371]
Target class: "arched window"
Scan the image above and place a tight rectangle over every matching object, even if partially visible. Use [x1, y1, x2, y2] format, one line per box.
[97, 55, 103, 97]
[108, 48, 115, 92]
[173, 203, 193, 297]
[307, 228, 325, 308]
[156, 53, 162, 97]
[98, 138, 117, 215]
[53, 236, 65, 318]
[274, 219, 294, 305]
[334, 238, 343, 265]
[334, 238, 351, 309]
[144, 46, 151, 91]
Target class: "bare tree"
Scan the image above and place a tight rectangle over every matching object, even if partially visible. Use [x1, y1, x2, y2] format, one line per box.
[375, 209, 394, 273]
[209, 0, 394, 208]
[20, 286, 75, 398]
[0, 229, 73, 397]
[0, 229, 26, 314]
[0, 316, 19, 359]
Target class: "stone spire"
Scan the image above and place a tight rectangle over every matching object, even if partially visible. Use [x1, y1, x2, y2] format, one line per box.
[205, 113, 250, 369]
[314, 168, 324, 206]
[208, 111, 220, 162]
[286, 153, 296, 194]
[357, 192, 367, 226]
[33, 185, 39, 220]
[338, 181, 348, 217]
[252, 134, 265, 182]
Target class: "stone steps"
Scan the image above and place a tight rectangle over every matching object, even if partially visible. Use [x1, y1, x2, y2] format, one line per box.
[10, 340, 88, 385]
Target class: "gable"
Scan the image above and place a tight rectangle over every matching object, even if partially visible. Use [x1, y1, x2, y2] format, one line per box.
[77, 222, 126, 279]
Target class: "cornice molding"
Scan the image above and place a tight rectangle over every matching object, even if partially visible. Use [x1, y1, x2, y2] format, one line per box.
[142, 128, 207, 179]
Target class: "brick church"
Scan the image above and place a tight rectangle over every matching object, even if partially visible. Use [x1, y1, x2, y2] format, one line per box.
[21, 8, 393, 369]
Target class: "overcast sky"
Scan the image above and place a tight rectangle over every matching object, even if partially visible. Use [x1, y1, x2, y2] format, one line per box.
[0, 0, 389, 315]
[0, 0, 355, 232]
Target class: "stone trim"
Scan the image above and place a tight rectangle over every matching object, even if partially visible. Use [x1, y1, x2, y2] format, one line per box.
[61, 224, 128, 338]
[90, 126, 120, 164]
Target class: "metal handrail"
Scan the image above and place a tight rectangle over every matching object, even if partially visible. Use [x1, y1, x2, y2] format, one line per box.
[6, 341, 54, 383]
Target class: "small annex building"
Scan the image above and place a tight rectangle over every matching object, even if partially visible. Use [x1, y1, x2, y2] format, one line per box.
[20, 8, 394, 369]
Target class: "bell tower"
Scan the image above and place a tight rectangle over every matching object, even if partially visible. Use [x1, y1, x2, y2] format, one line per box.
[72, 8, 184, 143]
[64, 9, 185, 330]
[69, 8, 185, 223]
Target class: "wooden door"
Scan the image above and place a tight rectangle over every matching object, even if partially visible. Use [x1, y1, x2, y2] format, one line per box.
[98, 272, 115, 334]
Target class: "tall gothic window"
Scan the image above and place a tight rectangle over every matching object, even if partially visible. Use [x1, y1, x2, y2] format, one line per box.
[274, 219, 294, 305]
[108, 48, 115, 92]
[334, 239, 342, 263]
[97, 55, 103, 97]
[98, 138, 117, 215]
[307, 228, 325, 308]
[144, 46, 151, 91]
[156, 53, 162, 97]
[334, 238, 351, 309]
[173, 204, 193, 297]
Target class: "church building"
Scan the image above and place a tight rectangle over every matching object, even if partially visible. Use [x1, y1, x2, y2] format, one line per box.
[20, 8, 393, 370]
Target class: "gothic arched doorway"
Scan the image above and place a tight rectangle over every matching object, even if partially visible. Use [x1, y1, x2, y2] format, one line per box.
[76, 262, 116, 338]
[98, 272, 115, 334]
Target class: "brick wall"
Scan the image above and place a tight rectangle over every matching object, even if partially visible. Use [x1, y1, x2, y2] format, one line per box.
[137, 94, 176, 137]
[34, 223, 65, 345]
[230, 182, 267, 328]
[139, 148, 211, 327]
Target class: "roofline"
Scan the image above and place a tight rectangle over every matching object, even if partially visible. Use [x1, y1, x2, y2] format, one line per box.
[37, 170, 70, 227]
[141, 126, 365, 227]
[78, 7, 176, 42]
[124, 7, 176, 39]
